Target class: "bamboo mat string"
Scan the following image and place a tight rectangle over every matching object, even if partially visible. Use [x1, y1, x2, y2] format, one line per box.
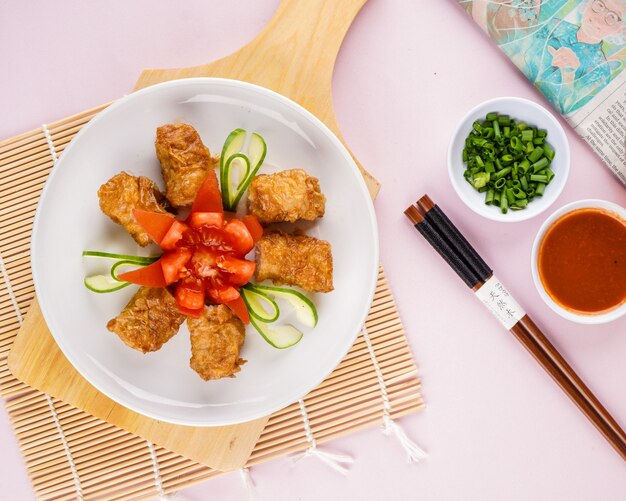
[146, 440, 170, 500]
[45, 395, 84, 501]
[1, 236, 85, 500]
[0, 252, 22, 324]
[239, 468, 257, 501]
[361, 326, 427, 462]
[288, 399, 354, 474]
[41, 124, 58, 164]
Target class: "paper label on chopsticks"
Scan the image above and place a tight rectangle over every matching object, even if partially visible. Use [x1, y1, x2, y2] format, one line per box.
[475, 276, 525, 330]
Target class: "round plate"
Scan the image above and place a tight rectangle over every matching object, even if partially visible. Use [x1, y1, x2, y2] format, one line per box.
[32, 78, 379, 426]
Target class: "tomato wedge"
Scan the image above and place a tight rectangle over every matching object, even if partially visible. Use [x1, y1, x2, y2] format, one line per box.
[177, 305, 204, 318]
[175, 281, 205, 311]
[207, 284, 240, 303]
[217, 255, 255, 286]
[242, 215, 263, 243]
[160, 220, 188, 250]
[160, 248, 192, 284]
[117, 260, 167, 287]
[133, 209, 175, 246]
[226, 296, 250, 324]
[191, 170, 222, 213]
[224, 219, 254, 255]
[189, 212, 224, 229]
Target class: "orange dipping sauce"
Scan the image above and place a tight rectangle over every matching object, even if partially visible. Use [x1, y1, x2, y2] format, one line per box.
[538, 208, 626, 315]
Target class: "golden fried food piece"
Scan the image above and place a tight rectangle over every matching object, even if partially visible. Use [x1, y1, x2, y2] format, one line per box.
[107, 287, 185, 353]
[188, 305, 246, 380]
[255, 231, 333, 292]
[247, 169, 326, 224]
[155, 124, 213, 208]
[98, 172, 169, 247]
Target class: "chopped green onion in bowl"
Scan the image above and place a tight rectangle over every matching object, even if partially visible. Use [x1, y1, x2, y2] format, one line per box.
[461, 112, 556, 214]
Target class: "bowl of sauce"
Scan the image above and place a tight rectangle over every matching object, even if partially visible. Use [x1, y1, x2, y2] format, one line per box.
[531, 200, 626, 324]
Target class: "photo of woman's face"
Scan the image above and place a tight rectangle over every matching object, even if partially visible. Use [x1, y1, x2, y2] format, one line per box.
[582, 0, 625, 40]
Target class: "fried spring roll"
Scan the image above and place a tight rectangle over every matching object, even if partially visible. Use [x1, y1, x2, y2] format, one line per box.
[255, 231, 333, 293]
[98, 172, 169, 247]
[247, 169, 326, 224]
[155, 123, 214, 208]
[188, 305, 246, 380]
[107, 287, 185, 353]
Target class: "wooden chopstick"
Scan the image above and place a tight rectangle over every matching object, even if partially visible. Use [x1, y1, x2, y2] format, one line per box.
[516, 315, 626, 458]
[405, 195, 626, 461]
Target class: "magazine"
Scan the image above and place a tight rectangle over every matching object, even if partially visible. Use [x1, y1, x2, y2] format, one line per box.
[459, 0, 626, 185]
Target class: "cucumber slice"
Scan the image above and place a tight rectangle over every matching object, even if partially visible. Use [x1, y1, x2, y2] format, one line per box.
[84, 274, 130, 293]
[230, 133, 267, 209]
[223, 153, 250, 209]
[249, 316, 303, 349]
[82, 250, 159, 264]
[235, 157, 251, 190]
[241, 286, 279, 323]
[248, 133, 267, 173]
[220, 128, 247, 196]
[110, 260, 148, 282]
[248, 284, 317, 328]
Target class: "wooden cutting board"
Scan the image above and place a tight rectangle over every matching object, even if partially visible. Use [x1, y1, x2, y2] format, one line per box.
[8, 0, 379, 472]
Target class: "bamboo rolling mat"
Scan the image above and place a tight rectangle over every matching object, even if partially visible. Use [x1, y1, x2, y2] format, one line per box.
[0, 105, 424, 500]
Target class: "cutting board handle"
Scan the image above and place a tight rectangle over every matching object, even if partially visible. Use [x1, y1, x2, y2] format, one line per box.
[134, 0, 380, 196]
[135, 0, 367, 111]
[239, 0, 367, 92]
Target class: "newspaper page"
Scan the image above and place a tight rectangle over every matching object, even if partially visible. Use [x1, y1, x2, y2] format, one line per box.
[459, 0, 626, 185]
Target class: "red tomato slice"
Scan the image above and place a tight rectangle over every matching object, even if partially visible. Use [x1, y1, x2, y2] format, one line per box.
[133, 209, 175, 246]
[160, 220, 189, 250]
[225, 296, 250, 324]
[242, 215, 263, 243]
[160, 248, 192, 284]
[207, 284, 240, 303]
[223, 219, 254, 255]
[216, 255, 255, 286]
[177, 305, 204, 318]
[191, 170, 222, 214]
[175, 281, 205, 311]
[189, 212, 224, 229]
[117, 260, 167, 287]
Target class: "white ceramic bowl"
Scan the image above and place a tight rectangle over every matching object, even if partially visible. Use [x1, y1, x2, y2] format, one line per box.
[531, 199, 626, 324]
[448, 97, 570, 222]
[31, 78, 379, 426]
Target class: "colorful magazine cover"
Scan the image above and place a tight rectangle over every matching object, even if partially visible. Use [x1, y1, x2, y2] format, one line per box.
[459, 0, 626, 184]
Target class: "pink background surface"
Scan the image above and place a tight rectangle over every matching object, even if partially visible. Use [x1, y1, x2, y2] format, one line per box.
[1, 1, 625, 500]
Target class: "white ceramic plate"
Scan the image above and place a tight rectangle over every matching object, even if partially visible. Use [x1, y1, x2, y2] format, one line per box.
[448, 97, 570, 222]
[32, 78, 379, 426]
